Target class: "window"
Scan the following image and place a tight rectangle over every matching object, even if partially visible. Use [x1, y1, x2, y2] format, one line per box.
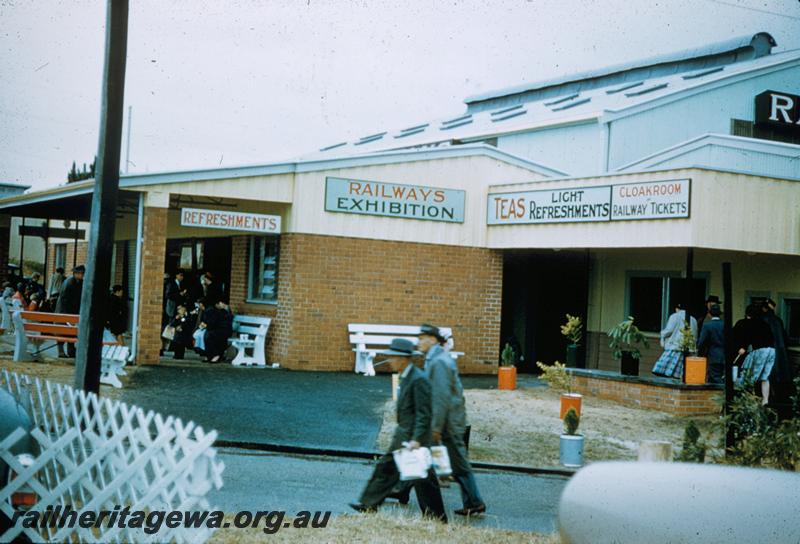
[783, 297, 800, 347]
[626, 273, 708, 333]
[54, 244, 67, 270]
[248, 236, 279, 303]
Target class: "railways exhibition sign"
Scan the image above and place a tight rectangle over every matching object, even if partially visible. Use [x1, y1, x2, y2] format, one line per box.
[325, 177, 466, 223]
[487, 179, 690, 225]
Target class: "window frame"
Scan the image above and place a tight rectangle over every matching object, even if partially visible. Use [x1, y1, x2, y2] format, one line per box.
[778, 293, 800, 347]
[246, 235, 280, 305]
[624, 270, 710, 332]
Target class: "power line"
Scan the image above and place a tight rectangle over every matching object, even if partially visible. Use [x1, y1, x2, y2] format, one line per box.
[705, 0, 800, 21]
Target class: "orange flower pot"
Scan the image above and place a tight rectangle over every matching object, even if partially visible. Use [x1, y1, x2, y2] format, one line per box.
[685, 356, 707, 385]
[560, 393, 583, 419]
[498, 366, 517, 390]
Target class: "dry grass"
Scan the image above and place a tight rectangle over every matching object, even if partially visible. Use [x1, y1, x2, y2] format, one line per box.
[377, 385, 721, 467]
[209, 511, 559, 544]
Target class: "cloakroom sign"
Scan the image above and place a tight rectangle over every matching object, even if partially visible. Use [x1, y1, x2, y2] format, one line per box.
[180, 208, 281, 233]
[487, 179, 691, 225]
[325, 176, 466, 223]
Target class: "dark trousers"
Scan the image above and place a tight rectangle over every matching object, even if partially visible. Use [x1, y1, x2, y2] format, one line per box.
[58, 342, 76, 357]
[359, 453, 447, 522]
[442, 427, 484, 508]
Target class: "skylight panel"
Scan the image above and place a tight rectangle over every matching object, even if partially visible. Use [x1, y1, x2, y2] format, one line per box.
[544, 93, 579, 106]
[491, 108, 527, 122]
[551, 97, 591, 111]
[490, 104, 524, 116]
[440, 119, 473, 130]
[682, 66, 724, 80]
[400, 123, 429, 133]
[441, 114, 472, 126]
[606, 81, 644, 94]
[624, 83, 669, 97]
[354, 132, 387, 145]
[319, 142, 347, 152]
[395, 127, 426, 138]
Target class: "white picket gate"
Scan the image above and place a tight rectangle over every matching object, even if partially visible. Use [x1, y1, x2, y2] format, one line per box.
[0, 370, 225, 543]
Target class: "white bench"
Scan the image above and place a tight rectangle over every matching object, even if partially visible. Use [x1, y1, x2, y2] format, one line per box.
[100, 345, 132, 388]
[228, 315, 271, 367]
[347, 324, 464, 376]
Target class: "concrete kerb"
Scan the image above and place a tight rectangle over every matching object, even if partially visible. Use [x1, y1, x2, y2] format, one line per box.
[213, 439, 576, 478]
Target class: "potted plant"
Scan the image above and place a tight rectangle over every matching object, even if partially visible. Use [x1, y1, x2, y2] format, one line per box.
[560, 314, 583, 367]
[607, 316, 650, 376]
[536, 360, 582, 418]
[560, 407, 584, 468]
[498, 342, 517, 390]
[680, 323, 706, 384]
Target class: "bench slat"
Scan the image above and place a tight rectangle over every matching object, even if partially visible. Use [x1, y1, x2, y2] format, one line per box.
[236, 325, 268, 335]
[350, 334, 419, 346]
[24, 323, 79, 336]
[233, 316, 271, 326]
[348, 324, 453, 337]
[21, 312, 80, 324]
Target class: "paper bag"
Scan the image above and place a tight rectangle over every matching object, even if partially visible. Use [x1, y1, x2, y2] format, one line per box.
[430, 445, 452, 477]
[392, 445, 432, 481]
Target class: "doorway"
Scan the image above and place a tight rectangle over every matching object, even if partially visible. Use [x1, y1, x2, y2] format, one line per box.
[164, 237, 232, 301]
[500, 251, 590, 373]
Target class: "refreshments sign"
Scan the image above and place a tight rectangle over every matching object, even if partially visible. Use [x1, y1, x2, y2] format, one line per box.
[325, 176, 466, 223]
[180, 208, 281, 233]
[488, 179, 690, 225]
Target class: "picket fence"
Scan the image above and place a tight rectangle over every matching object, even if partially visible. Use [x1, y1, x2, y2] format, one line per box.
[0, 370, 225, 543]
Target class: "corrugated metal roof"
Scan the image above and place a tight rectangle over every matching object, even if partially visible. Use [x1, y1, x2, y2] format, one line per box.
[464, 32, 776, 105]
[305, 48, 800, 161]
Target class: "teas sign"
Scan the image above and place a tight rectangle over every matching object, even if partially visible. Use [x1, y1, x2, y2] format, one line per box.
[325, 177, 465, 223]
[180, 208, 281, 233]
[488, 179, 690, 225]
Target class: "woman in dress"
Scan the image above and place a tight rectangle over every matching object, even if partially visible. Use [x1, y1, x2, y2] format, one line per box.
[733, 304, 775, 405]
[652, 303, 697, 379]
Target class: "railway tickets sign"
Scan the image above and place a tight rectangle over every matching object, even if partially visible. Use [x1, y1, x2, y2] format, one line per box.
[487, 179, 690, 225]
[325, 176, 466, 223]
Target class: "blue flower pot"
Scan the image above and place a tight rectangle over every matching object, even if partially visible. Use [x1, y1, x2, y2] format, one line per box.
[560, 434, 584, 468]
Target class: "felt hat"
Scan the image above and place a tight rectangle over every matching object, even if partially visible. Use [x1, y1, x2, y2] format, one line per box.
[378, 338, 421, 357]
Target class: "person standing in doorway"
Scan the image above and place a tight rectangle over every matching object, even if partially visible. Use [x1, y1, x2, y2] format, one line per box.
[168, 304, 194, 360]
[698, 295, 721, 331]
[734, 304, 775, 405]
[762, 299, 793, 391]
[697, 304, 725, 384]
[652, 303, 698, 380]
[55, 265, 85, 358]
[48, 267, 65, 302]
[162, 270, 187, 353]
[106, 285, 128, 345]
[199, 298, 233, 363]
[350, 338, 447, 522]
[417, 324, 486, 516]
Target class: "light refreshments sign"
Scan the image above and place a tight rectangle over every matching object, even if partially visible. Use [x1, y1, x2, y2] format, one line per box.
[180, 208, 281, 233]
[488, 179, 690, 225]
[325, 176, 466, 223]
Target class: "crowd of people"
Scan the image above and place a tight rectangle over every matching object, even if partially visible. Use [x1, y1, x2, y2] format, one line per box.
[2, 265, 130, 357]
[652, 295, 793, 405]
[160, 269, 233, 364]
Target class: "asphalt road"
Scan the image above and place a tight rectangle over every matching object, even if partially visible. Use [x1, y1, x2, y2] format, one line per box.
[211, 448, 568, 534]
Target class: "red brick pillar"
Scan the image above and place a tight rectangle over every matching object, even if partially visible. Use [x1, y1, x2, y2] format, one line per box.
[0, 215, 10, 281]
[135, 205, 168, 364]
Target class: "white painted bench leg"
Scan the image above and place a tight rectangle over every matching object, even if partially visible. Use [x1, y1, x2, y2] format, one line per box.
[100, 371, 123, 388]
[364, 353, 376, 376]
[231, 344, 247, 367]
[254, 335, 266, 367]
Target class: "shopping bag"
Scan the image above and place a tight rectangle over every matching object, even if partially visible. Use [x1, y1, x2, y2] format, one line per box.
[430, 445, 452, 477]
[161, 325, 176, 341]
[193, 328, 206, 350]
[392, 444, 432, 481]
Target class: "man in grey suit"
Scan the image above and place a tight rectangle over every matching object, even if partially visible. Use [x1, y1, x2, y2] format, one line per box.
[350, 338, 447, 522]
[697, 304, 725, 384]
[55, 265, 84, 358]
[418, 324, 486, 516]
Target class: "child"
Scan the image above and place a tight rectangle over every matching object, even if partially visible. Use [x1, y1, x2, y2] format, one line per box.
[169, 305, 194, 360]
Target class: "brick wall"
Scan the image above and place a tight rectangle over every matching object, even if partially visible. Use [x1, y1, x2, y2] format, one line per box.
[570, 372, 721, 415]
[585, 330, 664, 377]
[268, 233, 502, 374]
[45, 241, 89, 282]
[135, 207, 168, 364]
[228, 236, 278, 359]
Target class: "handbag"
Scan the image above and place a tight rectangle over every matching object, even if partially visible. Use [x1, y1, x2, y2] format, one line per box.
[161, 325, 176, 341]
[430, 445, 452, 477]
[392, 444, 432, 481]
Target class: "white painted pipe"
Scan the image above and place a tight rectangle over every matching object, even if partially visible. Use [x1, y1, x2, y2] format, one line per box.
[559, 462, 800, 544]
[637, 440, 673, 462]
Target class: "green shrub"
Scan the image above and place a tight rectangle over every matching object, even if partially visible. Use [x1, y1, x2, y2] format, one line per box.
[677, 420, 706, 463]
[563, 407, 580, 436]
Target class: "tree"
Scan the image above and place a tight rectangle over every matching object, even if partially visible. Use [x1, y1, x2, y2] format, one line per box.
[66, 157, 97, 183]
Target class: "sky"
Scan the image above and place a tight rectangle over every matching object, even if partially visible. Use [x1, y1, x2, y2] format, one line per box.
[1, 0, 799, 191]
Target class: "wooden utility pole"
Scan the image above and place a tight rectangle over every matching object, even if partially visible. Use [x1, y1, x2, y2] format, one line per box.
[75, 0, 129, 393]
[722, 262, 734, 451]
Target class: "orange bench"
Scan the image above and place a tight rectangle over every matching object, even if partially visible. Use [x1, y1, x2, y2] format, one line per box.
[13, 311, 116, 361]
